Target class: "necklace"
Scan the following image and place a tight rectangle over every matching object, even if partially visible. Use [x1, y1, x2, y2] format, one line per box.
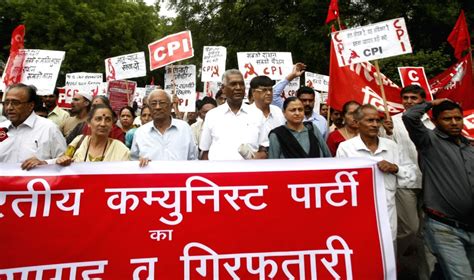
[84, 137, 109, 162]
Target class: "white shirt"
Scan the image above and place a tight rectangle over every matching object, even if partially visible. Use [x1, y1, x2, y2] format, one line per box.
[390, 112, 434, 189]
[0, 112, 66, 164]
[130, 118, 197, 161]
[191, 119, 204, 146]
[199, 102, 266, 160]
[250, 103, 286, 147]
[336, 135, 416, 240]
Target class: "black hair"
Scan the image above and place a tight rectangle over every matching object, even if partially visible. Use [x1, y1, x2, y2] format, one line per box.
[432, 100, 462, 120]
[283, 96, 301, 111]
[92, 95, 111, 107]
[249, 75, 275, 89]
[296, 86, 315, 98]
[7, 83, 37, 103]
[87, 104, 114, 122]
[400, 85, 426, 99]
[119, 105, 136, 119]
[342, 100, 361, 116]
[141, 104, 151, 114]
[215, 89, 224, 99]
[197, 96, 217, 111]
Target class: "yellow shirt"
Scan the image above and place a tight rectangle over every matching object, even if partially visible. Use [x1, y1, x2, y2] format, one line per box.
[68, 135, 130, 162]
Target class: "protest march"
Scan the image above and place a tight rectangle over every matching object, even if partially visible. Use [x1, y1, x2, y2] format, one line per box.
[0, 1, 473, 279]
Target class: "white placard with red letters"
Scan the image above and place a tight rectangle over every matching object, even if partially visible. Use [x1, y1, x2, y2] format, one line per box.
[237, 52, 293, 81]
[201, 46, 226, 82]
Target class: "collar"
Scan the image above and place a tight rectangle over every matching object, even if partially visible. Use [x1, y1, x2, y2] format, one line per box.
[48, 105, 63, 116]
[6, 112, 37, 129]
[223, 102, 248, 114]
[433, 127, 470, 146]
[353, 135, 388, 154]
[149, 117, 177, 132]
[304, 111, 324, 122]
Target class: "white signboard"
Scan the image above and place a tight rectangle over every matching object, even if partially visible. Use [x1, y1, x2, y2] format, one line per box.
[133, 87, 146, 108]
[164, 65, 196, 112]
[201, 46, 226, 82]
[19, 49, 65, 95]
[305, 72, 329, 92]
[237, 52, 293, 81]
[331, 17, 412, 67]
[281, 78, 300, 99]
[65, 72, 103, 103]
[105, 51, 147, 81]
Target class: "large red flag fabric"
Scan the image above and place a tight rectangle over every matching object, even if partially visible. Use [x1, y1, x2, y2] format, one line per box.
[325, 0, 339, 24]
[429, 53, 474, 110]
[328, 40, 404, 114]
[3, 25, 26, 87]
[448, 10, 471, 60]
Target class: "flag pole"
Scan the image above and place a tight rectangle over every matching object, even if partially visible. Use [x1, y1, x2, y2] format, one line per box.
[326, 16, 343, 127]
[373, 60, 390, 120]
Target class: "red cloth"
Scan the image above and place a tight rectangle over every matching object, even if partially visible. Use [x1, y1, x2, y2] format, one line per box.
[3, 25, 25, 87]
[325, 0, 339, 24]
[448, 10, 471, 60]
[81, 124, 125, 143]
[326, 129, 345, 156]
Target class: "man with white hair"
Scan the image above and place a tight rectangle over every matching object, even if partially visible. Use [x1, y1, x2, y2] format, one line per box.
[199, 69, 267, 160]
[60, 91, 91, 137]
[131, 89, 197, 166]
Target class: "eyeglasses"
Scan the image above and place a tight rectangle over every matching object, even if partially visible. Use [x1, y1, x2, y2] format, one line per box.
[253, 87, 273, 93]
[1, 100, 31, 107]
[149, 101, 169, 108]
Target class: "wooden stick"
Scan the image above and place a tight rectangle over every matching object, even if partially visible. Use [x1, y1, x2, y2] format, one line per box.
[374, 60, 390, 120]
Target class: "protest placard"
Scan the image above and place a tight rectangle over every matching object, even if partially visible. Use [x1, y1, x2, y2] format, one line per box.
[10, 49, 65, 95]
[148, 31, 194, 70]
[0, 158, 396, 279]
[107, 80, 136, 114]
[65, 72, 103, 103]
[105, 51, 146, 81]
[462, 110, 474, 139]
[201, 46, 226, 82]
[280, 77, 300, 100]
[133, 87, 146, 108]
[305, 72, 330, 93]
[56, 87, 70, 109]
[237, 52, 293, 81]
[331, 18, 412, 67]
[398, 67, 433, 101]
[203, 81, 222, 98]
[164, 65, 196, 112]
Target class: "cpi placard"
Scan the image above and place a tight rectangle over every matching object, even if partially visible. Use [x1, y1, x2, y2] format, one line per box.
[305, 72, 330, 92]
[164, 65, 196, 112]
[148, 31, 194, 71]
[201, 46, 227, 82]
[237, 52, 293, 81]
[398, 67, 433, 101]
[332, 18, 412, 67]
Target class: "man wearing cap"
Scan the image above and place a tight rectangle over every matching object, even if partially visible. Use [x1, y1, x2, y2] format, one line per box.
[43, 87, 69, 127]
[60, 92, 91, 137]
[0, 83, 66, 170]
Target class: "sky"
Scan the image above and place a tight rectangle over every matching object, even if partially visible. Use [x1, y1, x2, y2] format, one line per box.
[144, 0, 177, 18]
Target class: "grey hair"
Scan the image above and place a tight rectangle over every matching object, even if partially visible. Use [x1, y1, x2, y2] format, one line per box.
[222, 69, 243, 85]
[353, 104, 378, 121]
[148, 89, 172, 103]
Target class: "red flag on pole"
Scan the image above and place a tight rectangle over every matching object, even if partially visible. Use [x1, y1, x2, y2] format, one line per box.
[325, 0, 339, 24]
[448, 10, 471, 60]
[429, 53, 474, 110]
[328, 40, 404, 114]
[3, 25, 26, 87]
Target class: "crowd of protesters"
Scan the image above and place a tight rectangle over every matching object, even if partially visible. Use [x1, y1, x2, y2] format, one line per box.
[0, 63, 472, 279]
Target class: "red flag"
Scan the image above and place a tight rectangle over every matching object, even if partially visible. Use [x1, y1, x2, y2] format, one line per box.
[448, 10, 471, 60]
[328, 40, 404, 114]
[3, 25, 26, 87]
[325, 0, 339, 24]
[429, 53, 474, 110]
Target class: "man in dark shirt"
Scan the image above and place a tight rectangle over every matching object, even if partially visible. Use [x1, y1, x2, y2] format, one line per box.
[402, 99, 473, 279]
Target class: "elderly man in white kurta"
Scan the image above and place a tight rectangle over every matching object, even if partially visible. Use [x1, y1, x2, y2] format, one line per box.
[337, 104, 416, 246]
[200, 70, 267, 160]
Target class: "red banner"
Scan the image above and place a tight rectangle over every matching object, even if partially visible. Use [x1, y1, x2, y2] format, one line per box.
[398, 67, 433, 101]
[429, 53, 474, 110]
[148, 31, 194, 71]
[328, 40, 404, 114]
[107, 80, 137, 115]
[0, 159, 395, 279]
[3, 25, 26, 87]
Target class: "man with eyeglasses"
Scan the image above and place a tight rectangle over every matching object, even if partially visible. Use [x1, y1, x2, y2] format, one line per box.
[131, 89, 197, 166]
[249, 75, 285, 155]
[0, 83, 66, 170]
